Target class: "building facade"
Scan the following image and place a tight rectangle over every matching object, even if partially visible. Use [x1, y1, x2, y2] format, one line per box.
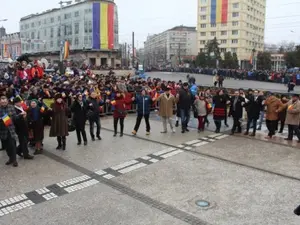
[19, 0, 119, 67]
[197, 0, 266, 68]
[271, 53, 285, 71]
[144, 26, 197, 67]
[0, 32, 22, 60]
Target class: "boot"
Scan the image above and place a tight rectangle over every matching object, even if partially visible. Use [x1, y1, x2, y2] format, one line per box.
[56, 137, 62, 150]
[62, 137, 66, 150]
[175, 121, 179, 127]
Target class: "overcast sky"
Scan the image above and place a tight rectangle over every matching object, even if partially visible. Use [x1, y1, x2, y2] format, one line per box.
[1, 0, 300, 46]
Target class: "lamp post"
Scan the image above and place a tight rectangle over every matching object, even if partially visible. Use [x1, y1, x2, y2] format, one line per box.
[0, 19, 8, 59]
[58, 1, 71, 74]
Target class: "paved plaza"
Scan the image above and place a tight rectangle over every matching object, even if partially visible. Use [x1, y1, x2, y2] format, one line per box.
[0, 114, 299, 225]
[147, 72, 300, 93]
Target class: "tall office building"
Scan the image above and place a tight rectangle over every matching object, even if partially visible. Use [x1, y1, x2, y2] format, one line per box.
[197, 0, 266, 68]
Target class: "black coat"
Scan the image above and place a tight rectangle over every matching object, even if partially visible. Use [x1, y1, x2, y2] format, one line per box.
[229, 96, 245, 119]
[244, 95, 263, 119]
[71, 100, 88, 129]
[178, 88, 192, 110]
[14, 107, 29, 136]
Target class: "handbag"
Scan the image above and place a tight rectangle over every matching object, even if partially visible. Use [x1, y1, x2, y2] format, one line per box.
[68, 118, 76, 132]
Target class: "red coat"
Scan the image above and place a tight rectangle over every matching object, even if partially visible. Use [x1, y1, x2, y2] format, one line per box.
[26, 69, 33, 81]
[17, 69, 27, 80]
[124, 92, 133, 110]
[113, 97, 127, 119]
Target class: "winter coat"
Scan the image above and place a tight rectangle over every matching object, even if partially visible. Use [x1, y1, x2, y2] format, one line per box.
[213, 95, 226, 120]
[265, 96, 282, 121]
[283, 100, 300, 126]
[71, 100, 88, 129]
[27, 107, 44, 142]
[113, 96, 127, 119]
[134, 94, 152, 115]
[194, 99, 209, 117]
[157, 93, 177, 117]
[229, 96, 245, 119]
[178, 88, 192, 110]
[49, 102, 69, 137]
[243, 95, 263, 120]
[87, 97, 104, 119]
[0, 104, 20, 140]
[14, 106, 29, 136]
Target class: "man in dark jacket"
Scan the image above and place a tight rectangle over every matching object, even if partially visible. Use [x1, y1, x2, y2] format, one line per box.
[0, 95, 25, 167]
[87, 92, 104, 141]
[243, 90, 263, 136]
[177, 82, 192, 133]
[71, 94, 88, 145]
[14, 97, 34, 159]
[132, 89, 152, 135]
[229, 91, 245, 135]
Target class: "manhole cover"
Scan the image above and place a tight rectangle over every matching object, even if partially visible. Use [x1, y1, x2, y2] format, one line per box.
[195, 200, 210, 208]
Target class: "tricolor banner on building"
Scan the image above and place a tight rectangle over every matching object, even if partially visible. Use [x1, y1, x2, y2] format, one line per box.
[92, 2, 115, 50]
[210, 0, 228, 24]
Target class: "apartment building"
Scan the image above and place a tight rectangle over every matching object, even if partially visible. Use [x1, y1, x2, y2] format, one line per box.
[197, 0, 266, 68]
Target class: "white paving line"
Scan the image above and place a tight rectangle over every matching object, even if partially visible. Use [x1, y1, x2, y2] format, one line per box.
[0, 200, 34, 217]
[200, 137, 209, 140]
[208, 134, 223, 138]
[64, 179, 99, 193]
[153, 147, 177, 156]
[111, 160, 138, 171]
[57, 175, 91, 188]
[36, 187, 50, 195]
[103, 174, 115, 180]
[149, 158, 159, 163]
[161, 150, 184, 159]
[95, 170, 107, 176]
[42, 192, 58, 201]
[184, 146, 193, 150]
[141, 156, 151, 160]
[193, 141, 209, 147]
[119, 163, 147, 174]
[185, 139, 201, 145]
[177, 144, 185, 148]
[215, 134, 229, 140]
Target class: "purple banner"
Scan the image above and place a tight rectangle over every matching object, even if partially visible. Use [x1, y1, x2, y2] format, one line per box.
[92, 2, 100, 49]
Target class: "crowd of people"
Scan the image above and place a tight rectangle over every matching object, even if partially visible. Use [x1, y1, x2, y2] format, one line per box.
[1, 57, 300, 168]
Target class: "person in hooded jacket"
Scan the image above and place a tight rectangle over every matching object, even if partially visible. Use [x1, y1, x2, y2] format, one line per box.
[113, 92, 126, 137]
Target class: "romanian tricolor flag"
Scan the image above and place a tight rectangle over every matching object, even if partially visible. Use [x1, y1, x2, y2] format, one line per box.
[92, 2, 115, 50]
[2, 114, 12, 127]
[110, 100, 116, 106]
[40, 106, 45, 113]
[63, 40, 70, 60]
[210, 0, 228, 24]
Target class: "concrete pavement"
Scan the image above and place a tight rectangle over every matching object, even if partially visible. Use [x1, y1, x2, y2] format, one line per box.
[0, 115, 299, 225]
[147, 72, 300, 93]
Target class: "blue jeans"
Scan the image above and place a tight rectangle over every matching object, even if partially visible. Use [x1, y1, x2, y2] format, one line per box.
[257, 111, 264, 129]
[180, 109, 190, 131]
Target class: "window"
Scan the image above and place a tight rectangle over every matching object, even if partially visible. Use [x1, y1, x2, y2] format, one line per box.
[57, 40, 61, 47]
[89, 21, 92, 32]
[200, 40, 206, 44]
[221, 40, 227, 44]
[85, 21, 88, 33]
[64, 13, 71, 19]
[200, 15, 206, 20]
[211, 23, 216, 27]
[232, 39, 238, 44]
[221, 23, 227, 27]
[220, 48, 226, 53]
[232, 30, 238, 35]
[200, 0, 207, 3]
[50, 17, 54, 23]
[31, 43, 34, 50]
[211, 31, 216, 36]
[231, 48, 237, 53]
[37, 31, 40, 39]
[200, 24, 206, 28]
[31, 32, 35, 39]
[221, 31, 227, 35]
[50, 41, 53, 48]
[74, 11, 80, 17]
[21, 25, 24, 30]
[75, 37, 79, 46]
[75, 23, 79, 34]
[84, 36, 88, 45]
[57, 27, 61, 37]
[43, 19, 47, 24]
[58, 16, 61, 21]
[232, 12, 239, 17]
[200, 7, 206, 12]
[31, 22, 35, 28]
[50, 28, 54, 38]
[232, 21, 239, 26]
[200, 32, 206, 36]
[38, 21, 41, 26]
[232, 3, 239, 8]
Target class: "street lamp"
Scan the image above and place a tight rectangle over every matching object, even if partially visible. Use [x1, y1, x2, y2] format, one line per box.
[58, 1, 72, 74]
